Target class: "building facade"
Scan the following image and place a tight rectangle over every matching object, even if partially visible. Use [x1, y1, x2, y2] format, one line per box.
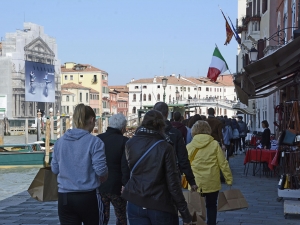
[102, 72, 110, 115]
[235, 0, 300, 135]
[90, 88, 100, 115]
[61, 62, 108, 117]
[109, 85, 129, 116]
[0, 22, 61, 119]
[127, 74, 237, 120]
[109, 89, 118, 115]
[60, 83, 90, 115]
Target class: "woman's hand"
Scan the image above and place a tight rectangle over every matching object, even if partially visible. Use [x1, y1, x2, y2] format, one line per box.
[99, 173, 108, 183]
[190, 185, 198, 192]
[121, 186, 125, 194]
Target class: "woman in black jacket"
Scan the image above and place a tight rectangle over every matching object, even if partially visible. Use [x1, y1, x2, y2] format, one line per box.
[261, 120, 271, 149]
[122, 110, 192, 225]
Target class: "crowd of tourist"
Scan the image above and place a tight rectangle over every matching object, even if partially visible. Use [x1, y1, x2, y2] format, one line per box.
[51, 103, 238, 225]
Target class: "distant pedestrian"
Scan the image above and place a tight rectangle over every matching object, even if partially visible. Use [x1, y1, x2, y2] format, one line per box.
[206, 108, 225, 149]
[51, 103, 108, 225]
[154, 102, 198, 191]
[187, 120, 233, 225]
[237, 116, 247, 153]
[222, 119, 233, 158]
[187, 114, 202, 144]
[122, 110, 192, 225]
[97, 113, 130, 225]
[172, 111, 188, 143]
[231, 118, 240, 155]
[261, 120, 271, 149]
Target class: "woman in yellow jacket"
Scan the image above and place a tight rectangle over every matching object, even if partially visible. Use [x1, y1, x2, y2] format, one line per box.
[187, 120, 233, 225]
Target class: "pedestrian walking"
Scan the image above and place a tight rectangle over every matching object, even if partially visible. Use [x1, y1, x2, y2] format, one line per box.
[187, 120, 233, 225]
[172, 111, 188, 143]
[222, 119, 233, 158]
[153, 102, 198, 191]
[231, 118, 240, 155]
[97, 113, 130, 225]
[206, 108, 226, 150]
[187, 114, 202, 144]
[122, 110, 192, 225]
[51, 103, 108, 225]
[237, 116, 247, 153]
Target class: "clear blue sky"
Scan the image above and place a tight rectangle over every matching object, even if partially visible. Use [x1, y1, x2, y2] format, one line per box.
[1, 0, 238, 85]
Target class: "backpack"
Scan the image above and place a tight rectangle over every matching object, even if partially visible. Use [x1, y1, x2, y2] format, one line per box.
[232, 128, 240, 139]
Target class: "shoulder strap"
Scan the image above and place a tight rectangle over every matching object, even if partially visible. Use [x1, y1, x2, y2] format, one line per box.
[189, 148, 200, 163]
[130, 140, 164, 177]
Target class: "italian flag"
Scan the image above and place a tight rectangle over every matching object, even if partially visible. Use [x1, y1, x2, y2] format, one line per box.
[207, 47, 228, 82]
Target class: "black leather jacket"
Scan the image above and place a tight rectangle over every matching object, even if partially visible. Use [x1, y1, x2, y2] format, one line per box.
[122, 131, 191, 223]
[165, 120, 196, 186]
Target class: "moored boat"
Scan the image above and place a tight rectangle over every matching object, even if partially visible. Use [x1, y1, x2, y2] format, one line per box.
[0, 143, 53, 167]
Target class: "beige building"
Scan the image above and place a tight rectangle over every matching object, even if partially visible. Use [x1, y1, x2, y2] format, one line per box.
[61, 62, 108, 117]
[61, 83, 90, 115]
[90, 88, 100, 115]
[61, 90, 75, 115]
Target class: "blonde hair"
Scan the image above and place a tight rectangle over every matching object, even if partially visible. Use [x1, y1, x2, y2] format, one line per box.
[191, 120, 212, 137]
[73, 104, 96, 129]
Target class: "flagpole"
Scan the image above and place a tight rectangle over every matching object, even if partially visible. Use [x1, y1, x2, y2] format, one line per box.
[214, 44, 234, 77]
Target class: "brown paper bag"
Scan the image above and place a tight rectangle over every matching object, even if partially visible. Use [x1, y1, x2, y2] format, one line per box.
[217, 189, 248, 211]
[191, 212, 207, 225]
[182, 191, 206, 220]
[28, 167, 58, 202]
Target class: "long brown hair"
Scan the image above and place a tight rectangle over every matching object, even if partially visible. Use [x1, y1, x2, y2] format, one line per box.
[73, 104, 96, 129]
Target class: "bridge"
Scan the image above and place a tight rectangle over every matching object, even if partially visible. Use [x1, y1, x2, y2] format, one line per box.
[177, 98, 237, 110]
[126, 98, 238, 126]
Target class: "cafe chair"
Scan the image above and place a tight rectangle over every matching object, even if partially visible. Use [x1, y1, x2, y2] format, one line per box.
[244, 148, 263, 178]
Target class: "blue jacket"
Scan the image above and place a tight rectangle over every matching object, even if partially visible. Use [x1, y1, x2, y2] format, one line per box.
[51, 128, 108, 193]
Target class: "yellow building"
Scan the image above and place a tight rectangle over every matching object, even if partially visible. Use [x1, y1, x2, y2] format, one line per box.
[61, 62, 108, 116]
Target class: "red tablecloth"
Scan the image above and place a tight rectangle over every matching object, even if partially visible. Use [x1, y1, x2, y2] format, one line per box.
[244, 149, 279, 170]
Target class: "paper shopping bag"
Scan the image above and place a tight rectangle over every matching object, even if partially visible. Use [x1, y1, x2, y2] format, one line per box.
[182, 191, 206, 220]
[191, 212, 207, 225]
[27, 167, 58, 202]
[217, 189, 248, 211]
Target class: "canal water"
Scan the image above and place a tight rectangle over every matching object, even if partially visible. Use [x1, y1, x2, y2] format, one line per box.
[0, 134, 46, 201]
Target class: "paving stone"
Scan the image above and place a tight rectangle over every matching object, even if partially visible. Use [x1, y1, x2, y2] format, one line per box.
[1, 151, 300, 224]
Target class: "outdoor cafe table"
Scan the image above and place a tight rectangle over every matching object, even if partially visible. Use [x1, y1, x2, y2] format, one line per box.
[244, 149, 279, 171]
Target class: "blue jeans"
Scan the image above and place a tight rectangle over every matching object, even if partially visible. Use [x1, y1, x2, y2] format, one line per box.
[127, 202, 179, 225]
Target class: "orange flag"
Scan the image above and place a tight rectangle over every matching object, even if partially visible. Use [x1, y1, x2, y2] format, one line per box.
[221, 9, 234, 45]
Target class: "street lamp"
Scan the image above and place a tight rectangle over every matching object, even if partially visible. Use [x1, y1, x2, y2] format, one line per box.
[249, 46, 258, 63]
[162, 77, 168, 102]
[175, 90, 180, 104]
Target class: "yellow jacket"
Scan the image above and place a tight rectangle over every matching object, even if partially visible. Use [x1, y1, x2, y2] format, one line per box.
[187, 134, 233, 193]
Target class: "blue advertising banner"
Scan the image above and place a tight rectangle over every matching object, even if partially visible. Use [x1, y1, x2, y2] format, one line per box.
[25, 61, 55, 103]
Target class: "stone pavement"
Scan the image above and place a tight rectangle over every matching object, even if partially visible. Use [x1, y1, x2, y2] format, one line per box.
[0, 148, 300, 224]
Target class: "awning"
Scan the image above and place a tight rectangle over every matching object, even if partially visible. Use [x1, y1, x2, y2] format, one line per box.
[232, 101, 256, 115]
[235, 37, 300, 105]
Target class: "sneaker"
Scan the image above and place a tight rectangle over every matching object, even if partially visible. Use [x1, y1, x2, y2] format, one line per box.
[234, 151, 237, 155]
[242, 149, 245, 153]
[239, 150, 242, 155]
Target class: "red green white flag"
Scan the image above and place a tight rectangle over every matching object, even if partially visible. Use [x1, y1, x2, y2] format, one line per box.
[207, 47, 228, 82]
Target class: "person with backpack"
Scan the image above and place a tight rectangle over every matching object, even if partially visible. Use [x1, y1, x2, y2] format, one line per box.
[231, 118, 240, 155]
[222, 119, 233, 158]
[237, 116, 247, 153]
